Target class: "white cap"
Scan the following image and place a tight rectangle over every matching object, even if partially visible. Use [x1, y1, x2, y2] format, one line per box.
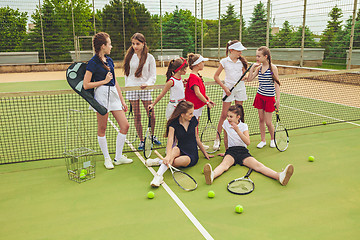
[228, 42, 247, 51]
[192, 55, 209, 66]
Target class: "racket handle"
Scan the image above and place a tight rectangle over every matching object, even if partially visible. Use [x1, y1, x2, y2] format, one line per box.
[154, 150, 164, 160]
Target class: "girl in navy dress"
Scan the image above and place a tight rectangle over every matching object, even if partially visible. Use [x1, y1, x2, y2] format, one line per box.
[83, 32, 132, 169]
[149, 101, 213, 187]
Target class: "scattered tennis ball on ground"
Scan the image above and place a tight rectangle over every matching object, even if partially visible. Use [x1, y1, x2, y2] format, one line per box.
[79, 173, 86, 179]
[322, 121, 327, 125]
[235, 205, 244, 214]
[147, 191, 155, 199]
[208, 191, 215, 198]
[308, 156, 315, 162]
[81, 169, 87, 175]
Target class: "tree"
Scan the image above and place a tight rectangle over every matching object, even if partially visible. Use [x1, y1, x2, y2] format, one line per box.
[288, 25, 318, 48]
[98, 0, 158, 59]
[0, 7, 27, 52]
[220, 4, 240, 46]
[27, 0, 93, 62]
[247, 1, 267, 47]
[272, 20, 294, 48]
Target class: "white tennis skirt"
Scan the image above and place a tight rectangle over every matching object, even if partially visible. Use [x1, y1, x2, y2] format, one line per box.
[89, 85, 123, 113]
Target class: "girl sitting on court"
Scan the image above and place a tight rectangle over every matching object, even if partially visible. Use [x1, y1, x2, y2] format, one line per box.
[213, 40, 248, 151]
[203, 104, 294, 186]
[246, 46, 280, 149]
[149, 101, 213, 187]
[148, 57, 188, 120]
[123, 32, 161, 150]
[83, 32, 133, 169]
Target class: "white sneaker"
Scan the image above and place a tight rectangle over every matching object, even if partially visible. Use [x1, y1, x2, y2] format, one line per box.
[146, 158, 161, 167]
[150, 174, 164, 187]
[104, 157, 114, 169]
[213, 139, 220, 151]
[279, 164, 294, 186]
[198, 143, 210, 150]
[270, 140, 276, 148]
[257, 141, 267, 148]
[113, 155, 133, 165]
[204, 163, 214, 185]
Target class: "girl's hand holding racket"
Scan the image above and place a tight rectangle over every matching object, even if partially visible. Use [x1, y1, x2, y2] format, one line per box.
[122, 102, 128, 112]
[140, 83, 148, 89]
[162, 156, 172, 166]
[275, 100, 280, 110]
[148, 103, 154, 111]
[224, 87, 231, 96]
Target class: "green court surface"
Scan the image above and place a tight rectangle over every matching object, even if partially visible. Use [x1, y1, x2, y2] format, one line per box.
[1, 122, 359, 240]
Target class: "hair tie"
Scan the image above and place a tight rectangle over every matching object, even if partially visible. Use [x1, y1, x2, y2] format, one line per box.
[174, 57, 187, 73]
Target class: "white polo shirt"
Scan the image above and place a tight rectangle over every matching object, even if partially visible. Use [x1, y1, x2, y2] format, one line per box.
[125, 53, 156, 87]
[222, 119, 248, 148]
[220, 56, 245, 91]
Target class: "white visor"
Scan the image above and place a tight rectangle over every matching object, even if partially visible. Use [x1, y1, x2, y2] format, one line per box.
[192, 55, 209, 66]
[228, 42, 247, 51]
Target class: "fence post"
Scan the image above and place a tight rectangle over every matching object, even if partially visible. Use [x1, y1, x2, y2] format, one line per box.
[201, 0, 204, 55]
[195, 0, 197, 53]
[160, 0, 163, 60]
[218, 0, 221, 60]
[239, 0, 242, 41]
[122, 0, 126, 57]
[92, 0, 96, 35]
[347, 0, 358, 69]
[70, 0, 79, 62]
[300, 0, 307, 67]
[266, 0, 270, 47]
[39, 0, 46, 63]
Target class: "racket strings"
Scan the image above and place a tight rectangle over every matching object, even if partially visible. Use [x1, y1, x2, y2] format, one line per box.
[228, 180, 254, 194]
[173, 171, 197, 190]
[275, 125, 288, 150]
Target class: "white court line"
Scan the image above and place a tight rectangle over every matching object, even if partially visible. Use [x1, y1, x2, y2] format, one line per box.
[107, 118, 214, 240]
[281, 105, 360, 127]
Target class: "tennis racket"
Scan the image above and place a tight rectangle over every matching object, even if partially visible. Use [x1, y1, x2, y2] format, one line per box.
[227, 168, 254, 195]
[125, 103, 138, 144]
[222, 63, 254, 101]
[274, 108, 289, 152]
[143, 109, 153, 158]
[154, 150, 197, 191]
[200, 107, 221, 153]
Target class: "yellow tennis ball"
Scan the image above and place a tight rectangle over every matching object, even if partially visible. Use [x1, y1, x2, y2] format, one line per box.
[208, 191, 215, 198]
[322, 121, 327, 125]
[147, 191, 155, 199]
[79, 173, 86, 179]
[81, 169, 87, 175]
[308, 156, 315, 162]
[235, 205, 243, 213]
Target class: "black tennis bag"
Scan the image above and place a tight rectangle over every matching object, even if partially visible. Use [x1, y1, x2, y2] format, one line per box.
[66, 62, 107, 115]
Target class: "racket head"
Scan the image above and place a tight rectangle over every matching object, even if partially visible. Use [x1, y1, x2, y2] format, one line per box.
[143, 128, 153, 159]
[227, 177, 255, 195]
[274, 123, 289, 152]
[200, 125, 221, 153]
[170, 166, 198, 191]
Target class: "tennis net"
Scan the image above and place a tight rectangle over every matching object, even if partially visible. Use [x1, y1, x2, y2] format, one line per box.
[1, 69, 359, 164]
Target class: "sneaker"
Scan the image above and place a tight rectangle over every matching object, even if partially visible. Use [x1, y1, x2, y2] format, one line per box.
[198, 143, 210, 150]
[138, 141, 145, 150]
[257, 141, 267, 148]
[104, 157, 114, 169]
[146, 158, 161, 167]
[279, 164, 294, 186]
[153, 136, 162, 145]
[270, 140, 276, 148]
[113, 155, 133, 165]
[204, 163, 214, 185]
[150, 174, 164, 187]
[213, 139, 220, 151]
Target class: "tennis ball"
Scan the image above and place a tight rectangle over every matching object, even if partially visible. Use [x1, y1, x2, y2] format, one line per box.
[322, 121, 327, 125]
[79, 173, 86, 179]
[147, 191, 155, 199]
[81, 169, 87, 175]
[308, 156, 315, 162]
[235, 205, 244, 214]
[208, 191, 215, 198]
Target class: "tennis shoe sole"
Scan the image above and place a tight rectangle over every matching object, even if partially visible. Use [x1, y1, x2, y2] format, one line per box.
[281, 164, 294, 186]
[204, 163, 213, 185]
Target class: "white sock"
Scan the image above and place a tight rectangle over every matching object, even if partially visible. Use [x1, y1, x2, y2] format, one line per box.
[158, 160, 163, 165]
[115, 133, 126, 160]
[98, 135, 110, 159]
[157, 163, 168, 176]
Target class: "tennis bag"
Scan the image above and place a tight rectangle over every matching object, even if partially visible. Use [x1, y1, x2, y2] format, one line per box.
[66, 62, 107, 115]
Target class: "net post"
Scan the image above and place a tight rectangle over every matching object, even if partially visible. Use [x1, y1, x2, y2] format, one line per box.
[347, 0, 358, 70]
[300, 0, 307, 67]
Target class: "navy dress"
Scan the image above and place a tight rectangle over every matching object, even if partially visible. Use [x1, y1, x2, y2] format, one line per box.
[169, 116, 199, 167]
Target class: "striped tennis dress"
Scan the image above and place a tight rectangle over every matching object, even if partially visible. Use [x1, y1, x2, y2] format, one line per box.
[257, 67, 275, 97]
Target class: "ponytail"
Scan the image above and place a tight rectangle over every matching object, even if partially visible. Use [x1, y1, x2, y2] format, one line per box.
[228, 104, 245, 123]
[226, 40, 248, 70]
[165, 57, 188, 81]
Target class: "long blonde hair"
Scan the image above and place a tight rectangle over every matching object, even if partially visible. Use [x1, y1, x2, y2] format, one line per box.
[124, 33, 148, 77]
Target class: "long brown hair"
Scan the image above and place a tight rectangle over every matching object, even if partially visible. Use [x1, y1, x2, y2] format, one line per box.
[228, 104, 245, 123]
[166, 57, 188, 81]
[124, 33, 148, 77]
[226, 40, 248, 69]
[93, 32, 110, 71]
[257, 46, 280, 86]
[165, 101, 194, 137]
[187, 53, 204, 81]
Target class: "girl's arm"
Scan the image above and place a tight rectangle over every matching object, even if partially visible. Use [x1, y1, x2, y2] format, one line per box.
[115, 77, 128, 112]
[195, 127, 213, 160]
[246, 63, 260, 82]
[214, 65, 231, 96]
[164, 127, 175, 165]
[272, 64, 281, 109]
[193, 85, 214, 108]
[83, 70, 112, 90]
[223, 129, 228, 150]
[143, 55, 157, 87]
[148, 80, 173, 110]
[229, 121, 250, 146]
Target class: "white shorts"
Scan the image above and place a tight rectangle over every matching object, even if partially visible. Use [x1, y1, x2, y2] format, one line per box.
[193, 106, 204, 119]
[223, 85, 247, 102]
[126, 90, 153, 101]
[90, 85, 123, 112]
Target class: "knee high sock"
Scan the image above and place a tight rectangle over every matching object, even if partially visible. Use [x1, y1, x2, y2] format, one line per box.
[115, 133, 126, 160]
[98, 135, 110, 159]
[157, 163, 169, 176]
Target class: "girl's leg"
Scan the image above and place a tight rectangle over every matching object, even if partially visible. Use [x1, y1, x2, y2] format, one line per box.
[243, 157, 278, 180]
[96, 112, 113, 169]
[204, 155, 235, 184]
[112, 110, 132, 164]
[142, 100, 161, 144]
[216, 102, 232, 139]
[130, 100, 143, 141]
[264, 111, 275, 145]
[257, 109, 267, 148]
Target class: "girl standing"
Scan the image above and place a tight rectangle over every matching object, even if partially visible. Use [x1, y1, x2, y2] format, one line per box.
[83, 32, 133, 169]
[213, 40, 248, 151]
[148, 101, 213, 187]
[247, 46, 280, 148]
[124, 33, 161, 150]
[203, 105, 293, 186]
[148, 57, 188, 120]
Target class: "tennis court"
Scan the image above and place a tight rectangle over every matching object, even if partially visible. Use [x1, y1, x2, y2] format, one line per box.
[1, 68, 360, 239]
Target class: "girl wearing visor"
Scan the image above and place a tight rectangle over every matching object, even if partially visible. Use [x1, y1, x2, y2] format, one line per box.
[213, 40, 248, 152]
